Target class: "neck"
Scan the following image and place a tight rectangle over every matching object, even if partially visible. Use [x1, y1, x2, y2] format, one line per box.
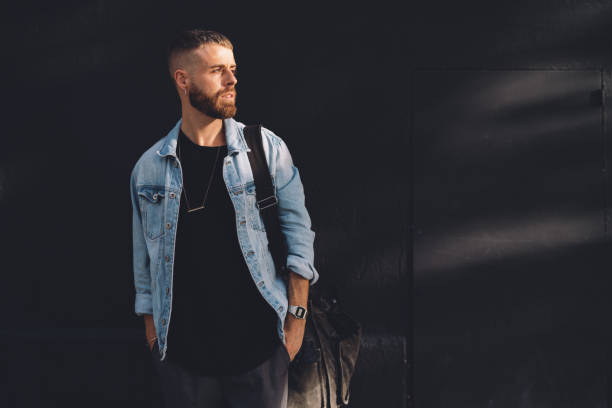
[180, 105, 227, 146]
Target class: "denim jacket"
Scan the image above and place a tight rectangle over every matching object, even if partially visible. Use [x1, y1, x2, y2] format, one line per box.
[130, 117, 318, 360]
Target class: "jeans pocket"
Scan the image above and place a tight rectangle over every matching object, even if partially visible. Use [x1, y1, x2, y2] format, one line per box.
[151, 341, 160, 359]
[282, 344, 291, 366]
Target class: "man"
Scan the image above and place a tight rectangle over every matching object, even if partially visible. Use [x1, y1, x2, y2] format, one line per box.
[129, 29, 318, 408]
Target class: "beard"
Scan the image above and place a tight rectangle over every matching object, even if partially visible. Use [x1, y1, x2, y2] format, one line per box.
[188, 83, 237, 119]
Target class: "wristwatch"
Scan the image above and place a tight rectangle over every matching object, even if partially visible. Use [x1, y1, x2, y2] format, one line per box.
[288, 305, 308, 319]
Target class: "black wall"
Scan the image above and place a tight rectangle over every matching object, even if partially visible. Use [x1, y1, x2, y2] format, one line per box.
[2, 1, 612, 407]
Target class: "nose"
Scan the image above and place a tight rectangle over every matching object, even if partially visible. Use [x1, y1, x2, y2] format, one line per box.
[225, 69, 237, 86]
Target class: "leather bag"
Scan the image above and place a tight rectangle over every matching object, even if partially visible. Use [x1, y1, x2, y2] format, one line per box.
[243, 125, 362, 407]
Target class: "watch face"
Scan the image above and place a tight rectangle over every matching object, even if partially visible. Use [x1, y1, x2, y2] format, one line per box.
[296, 307, 306, 319]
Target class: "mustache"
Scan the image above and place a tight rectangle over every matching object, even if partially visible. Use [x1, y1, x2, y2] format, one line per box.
[218, 88, 236, 96]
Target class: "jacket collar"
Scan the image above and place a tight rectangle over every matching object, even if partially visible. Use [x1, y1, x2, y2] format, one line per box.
[156, 117, 249, 158]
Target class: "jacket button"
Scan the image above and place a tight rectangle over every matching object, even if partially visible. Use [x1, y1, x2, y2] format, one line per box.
[153, 193, 158, 200]
[166, 223, 172, 229]
[247, 251, 254, 257]
[240, 220, 246, 226]
[162, 319, 166, 325]
[169, 192, 176, 199]
[165, 255, 170, 262]
[165, 287, 169, 294]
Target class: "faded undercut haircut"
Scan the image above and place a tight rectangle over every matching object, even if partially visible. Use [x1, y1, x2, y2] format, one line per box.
[166, 29, 234, 82]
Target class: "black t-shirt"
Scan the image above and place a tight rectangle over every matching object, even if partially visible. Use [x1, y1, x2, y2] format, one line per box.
[165, 127, 280, 376]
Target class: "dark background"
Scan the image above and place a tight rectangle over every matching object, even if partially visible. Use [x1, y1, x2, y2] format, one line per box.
[2, 1, 612, 407]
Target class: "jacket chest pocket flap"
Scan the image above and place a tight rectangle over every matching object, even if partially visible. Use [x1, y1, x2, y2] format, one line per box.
[137, 186, 166, 240]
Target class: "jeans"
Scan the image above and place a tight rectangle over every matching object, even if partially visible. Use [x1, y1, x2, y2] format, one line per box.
[151, 342, 290, 408]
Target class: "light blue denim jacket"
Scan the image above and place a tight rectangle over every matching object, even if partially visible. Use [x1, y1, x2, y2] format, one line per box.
[130, 117, 318, 360]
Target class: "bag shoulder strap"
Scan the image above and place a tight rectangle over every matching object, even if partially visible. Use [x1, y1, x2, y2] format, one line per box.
[243, 125, 288, 276]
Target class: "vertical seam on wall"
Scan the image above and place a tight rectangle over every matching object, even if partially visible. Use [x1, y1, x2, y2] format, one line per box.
[602, 69, 611, 408]
[602, 69, 608, 238]
[406, 67, 414, 408]
[603, 68, 612, 408]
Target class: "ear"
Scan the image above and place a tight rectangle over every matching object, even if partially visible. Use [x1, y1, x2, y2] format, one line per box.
[174, 69, 189, 90]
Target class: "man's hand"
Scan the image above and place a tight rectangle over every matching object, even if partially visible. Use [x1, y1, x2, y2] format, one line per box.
[284, 313, 306, 361]
[284, 270, 309, 362]
[144, 314, 157, 351]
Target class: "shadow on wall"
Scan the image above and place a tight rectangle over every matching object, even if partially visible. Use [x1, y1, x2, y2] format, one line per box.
[413, 70, 611, 407]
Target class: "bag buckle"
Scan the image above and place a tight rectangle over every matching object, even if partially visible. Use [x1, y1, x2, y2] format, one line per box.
[256, 195, 278, 210]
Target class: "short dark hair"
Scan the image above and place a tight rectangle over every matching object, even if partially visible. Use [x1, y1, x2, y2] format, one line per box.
[167, 29, 233, 80]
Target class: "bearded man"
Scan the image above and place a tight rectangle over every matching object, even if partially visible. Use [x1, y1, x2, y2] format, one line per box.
[129, 29, 318, 408]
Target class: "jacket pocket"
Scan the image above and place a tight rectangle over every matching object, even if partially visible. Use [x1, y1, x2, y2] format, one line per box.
[244, 181, 267, 232]
[137, 186, 166, 241]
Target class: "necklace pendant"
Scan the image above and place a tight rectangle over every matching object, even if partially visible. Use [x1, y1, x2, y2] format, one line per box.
[187, 205, 205, 213]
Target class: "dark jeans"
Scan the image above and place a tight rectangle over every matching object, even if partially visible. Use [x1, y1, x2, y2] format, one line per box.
[151, 342, 290, 408]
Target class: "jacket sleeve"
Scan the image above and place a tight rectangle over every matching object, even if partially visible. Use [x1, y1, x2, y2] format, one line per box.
[270, 133, 319, 285]
[130, 165, 153, 315]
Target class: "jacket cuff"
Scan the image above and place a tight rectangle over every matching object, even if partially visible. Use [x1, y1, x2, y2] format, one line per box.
[135, 293, 153, 316]
[286, 255, 319, 285]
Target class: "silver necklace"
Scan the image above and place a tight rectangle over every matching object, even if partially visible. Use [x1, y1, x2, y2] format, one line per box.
[177, 135, 221, 213]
